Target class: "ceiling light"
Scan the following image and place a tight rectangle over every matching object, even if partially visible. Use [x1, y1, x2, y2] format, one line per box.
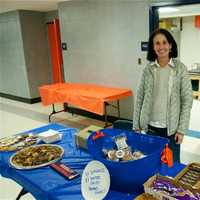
[158, 7, 179, 13]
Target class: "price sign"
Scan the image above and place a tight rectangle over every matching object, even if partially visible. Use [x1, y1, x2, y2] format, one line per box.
[81, 160, 110, 200]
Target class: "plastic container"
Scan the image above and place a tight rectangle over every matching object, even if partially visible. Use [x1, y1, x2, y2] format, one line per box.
[87, 128, 168, 193]
[38, 129, 62, 143]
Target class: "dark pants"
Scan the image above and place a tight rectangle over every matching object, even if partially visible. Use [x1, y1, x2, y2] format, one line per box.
[147, 125, 180, 163]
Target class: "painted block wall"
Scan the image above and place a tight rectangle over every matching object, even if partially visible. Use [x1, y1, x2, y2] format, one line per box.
[0, 11, 30, 98]
[0, 10, 51, 99]
[58, 0, 149, 119]
[19, 10, 50, 98]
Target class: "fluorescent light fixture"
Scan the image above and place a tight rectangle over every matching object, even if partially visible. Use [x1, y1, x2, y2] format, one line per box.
[158, 7, 179, 13]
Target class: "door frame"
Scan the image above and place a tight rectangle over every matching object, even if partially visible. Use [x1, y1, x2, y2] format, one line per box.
[149, 0, 200, 34]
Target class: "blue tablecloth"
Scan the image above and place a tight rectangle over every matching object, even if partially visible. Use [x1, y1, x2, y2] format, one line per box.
[0, 123, 185, 200]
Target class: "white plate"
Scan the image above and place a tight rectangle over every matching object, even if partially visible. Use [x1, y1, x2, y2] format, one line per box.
[10, 144, 64, 170]
[0, 134, 38, 152]
[81, 160, 110, 200]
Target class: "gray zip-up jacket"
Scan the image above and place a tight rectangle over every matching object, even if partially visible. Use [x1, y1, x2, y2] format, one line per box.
[133, 59, 193, 136]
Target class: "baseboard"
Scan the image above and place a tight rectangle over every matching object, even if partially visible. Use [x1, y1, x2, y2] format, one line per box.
[0, 93, 129, 122]
[0, 92, 41, 104]
[66, 106, 129, 123]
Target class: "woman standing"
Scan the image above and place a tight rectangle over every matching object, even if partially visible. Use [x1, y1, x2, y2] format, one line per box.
[133, 28, 193, 162]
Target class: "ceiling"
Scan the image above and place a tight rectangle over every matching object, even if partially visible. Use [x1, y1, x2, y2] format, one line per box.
[159, 4, 200, 19]
[0, 0, 69, 13]
[0, 1, 200, 17]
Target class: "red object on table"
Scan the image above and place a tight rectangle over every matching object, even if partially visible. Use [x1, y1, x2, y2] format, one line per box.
[50, 163, 79, 180]
[161, 144, 173, 168]
[92, 130, 105, 141]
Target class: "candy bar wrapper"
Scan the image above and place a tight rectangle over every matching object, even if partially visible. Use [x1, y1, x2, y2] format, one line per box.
[152, 177, 200, 200]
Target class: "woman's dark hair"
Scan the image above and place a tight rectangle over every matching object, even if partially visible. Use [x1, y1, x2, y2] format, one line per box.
[147, 28, 178, 61]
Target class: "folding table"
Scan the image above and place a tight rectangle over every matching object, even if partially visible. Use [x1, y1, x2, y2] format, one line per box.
[0, 123, 185, 200]
[39, 83, 133, 126]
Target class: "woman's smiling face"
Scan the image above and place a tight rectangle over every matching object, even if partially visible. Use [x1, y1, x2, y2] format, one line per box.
[153, 33, 172, 60]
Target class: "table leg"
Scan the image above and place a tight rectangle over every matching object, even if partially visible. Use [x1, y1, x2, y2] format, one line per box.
[63, 103, 68, 111]
[48, 104, 66, 122]
[104, 101, 121, 127]
[16, 188, 28, 200]
[104, 102, 108, 127]
[49, 104, 56, 122]
[117, 100, 120, 119]
[64, 103, 74, 115]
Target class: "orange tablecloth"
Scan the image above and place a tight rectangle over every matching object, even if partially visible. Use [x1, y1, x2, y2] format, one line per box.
[39, 83, 133, 115]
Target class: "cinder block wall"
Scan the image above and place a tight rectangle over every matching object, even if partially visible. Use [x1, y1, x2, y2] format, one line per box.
[58, 0, 149, 119]
[0, 10, 51, 100]
[0, 11, 30, 98]
[19, 10, 50, 98]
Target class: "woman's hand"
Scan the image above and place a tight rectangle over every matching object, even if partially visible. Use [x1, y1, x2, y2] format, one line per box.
[175, 132, 184, 144]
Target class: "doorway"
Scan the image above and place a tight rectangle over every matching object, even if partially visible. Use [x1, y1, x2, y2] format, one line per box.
[149, 0, 200, 34]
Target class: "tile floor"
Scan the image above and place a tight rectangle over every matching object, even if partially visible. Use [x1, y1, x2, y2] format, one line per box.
[0, 97, 104, 200]
[0, 97, 200, 200]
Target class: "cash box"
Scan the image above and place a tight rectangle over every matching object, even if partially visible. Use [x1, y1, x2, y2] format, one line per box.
[75, 125, 102, 149]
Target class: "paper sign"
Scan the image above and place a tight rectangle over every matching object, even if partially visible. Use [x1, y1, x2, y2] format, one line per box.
[81, 160, 110, 200]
